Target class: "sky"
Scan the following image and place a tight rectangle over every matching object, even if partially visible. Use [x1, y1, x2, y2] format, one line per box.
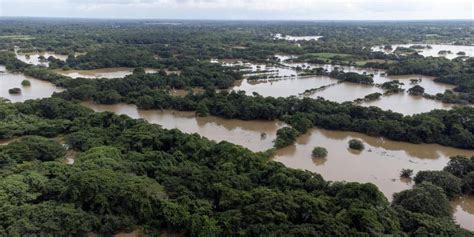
[0, 0, 473, 20]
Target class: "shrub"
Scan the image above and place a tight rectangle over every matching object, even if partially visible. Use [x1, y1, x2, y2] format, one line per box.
[348, 139, 364, 150]
[8, 88, 21, 94]
[312, 147, 328, 158]
[274, 127, 299, 148]
[392, 182, 451, 217]
[400, 169, 413, 178]
[414, 170, 462, 198]
[21, 80, 31, 87]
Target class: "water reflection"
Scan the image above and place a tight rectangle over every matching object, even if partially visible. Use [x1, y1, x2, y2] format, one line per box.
[274, 34, 323, 41]
[452, 196, 474, 230]
[56, 68, 158, 79]
[372, 44, 474, 59]
[16, 51, 68, 67]
[81, 102, 285, 152]
[274, 128, 474, 198]
[229, 56, 458, 115]
[0, 65, 64, 102]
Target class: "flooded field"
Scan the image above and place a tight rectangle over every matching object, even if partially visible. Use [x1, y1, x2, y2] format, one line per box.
[15, 51, 68, 67]
[0, 65, 64, 102]
[228, 56, 458, 114]
[372, 44, 474, 59]
[274, 33, 323, 41]
[80, 101, 474, 230]
[273, 128, 474, 198]
[1, 67, 473, 230]
[55, 67, 158, 79]
[452, 196, 474, 231]
[81, 102, 285, 152]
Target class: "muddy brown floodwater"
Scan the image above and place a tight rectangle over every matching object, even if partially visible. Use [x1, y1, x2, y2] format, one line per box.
[1, 68, 473, 230]
[0, 65, 64, 102]
[16, 51, 68, 67]
[55, 67, 158, 79]
[230, 56, 460, 115]
[372, 44, 474, 59]
[80, 102, 285, 152]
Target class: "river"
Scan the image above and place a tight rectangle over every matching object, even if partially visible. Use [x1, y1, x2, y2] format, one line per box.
[371, 44, 474, 59]
[1, 67, 473, 230]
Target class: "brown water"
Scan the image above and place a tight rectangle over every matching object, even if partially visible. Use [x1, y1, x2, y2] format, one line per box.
[452, 196, 474, 231]
[55, 67, 158, 79]
[81, 102, 285, 152]
[230, 56, 457, 115]
[1, 68, 473, 230]
[16, 51, 68, 67]
[79, 102, 474, 230]
[0, 65, 64, 102]
[372, 44, 474, 59]
[274, 34, 323, 41]
[273, 128, 474, 198]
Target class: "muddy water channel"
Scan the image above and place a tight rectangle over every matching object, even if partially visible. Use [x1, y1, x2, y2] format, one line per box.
[80, 102, 285, 152]
[372, 44, 474, 59]
[229, 56, 458, 115]
[0, 65, 64, 102]
[16, 51, 68, 67]
[55, 67, 158, 79]
[1, 68, 473, 230]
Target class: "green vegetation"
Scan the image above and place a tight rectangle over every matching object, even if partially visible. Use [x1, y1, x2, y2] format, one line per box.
[312, 146, 328, 158]
[392, 182, 451, 217]
[8, 88, 21, 94]
[407, 85, 425, 96]
[0, 98, 470, 236]
[400, 169, 413, 178]
[21, 79, 31, 87]
[274, 127, 300, 148]
[0, 18, 473, 235]
[348, 139, 364, 150]
[363, 92, 382, 101]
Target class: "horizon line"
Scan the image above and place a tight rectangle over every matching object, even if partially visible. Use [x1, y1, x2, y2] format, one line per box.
[0, 16, 473, 22]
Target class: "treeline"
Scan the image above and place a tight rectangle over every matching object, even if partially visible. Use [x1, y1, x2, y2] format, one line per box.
[0, 98, 471, 236]
[55, 79, 474, 149]
[395, 156, 474, 221]
[2, 51, 473, 149]
[0, 51, 242, 90]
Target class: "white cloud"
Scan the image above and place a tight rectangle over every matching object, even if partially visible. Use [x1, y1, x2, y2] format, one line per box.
[0, 0, 472, 20]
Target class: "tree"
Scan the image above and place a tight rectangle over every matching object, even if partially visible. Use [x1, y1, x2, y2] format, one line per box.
[462, 172, 474, 195]
[8, 88, 21, 94]
[408, 85, 425, 96]
[400, 169, 413, 178]
[21, 80, 31, 87]
[392, 182, 451, 218]
[274, 127, 300, 148]
[443, 156, 474, 178]
[312, 147, 328, 158]
[348, 139, 364, 150]
[196, 101, 210, 117]
[137, 95, 155, 110]
[133, 67, 146, 74]
[414, 170, 462, 198]
[1, 136, 66, 162]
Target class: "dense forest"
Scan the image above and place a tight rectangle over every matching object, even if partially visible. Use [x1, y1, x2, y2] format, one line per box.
[0, 18, 473, 235]
[1, 50, 473, 149]
[0, 98, 472, 236]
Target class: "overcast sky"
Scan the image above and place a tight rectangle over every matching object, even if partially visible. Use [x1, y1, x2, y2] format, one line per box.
[0, 0, 473, 20]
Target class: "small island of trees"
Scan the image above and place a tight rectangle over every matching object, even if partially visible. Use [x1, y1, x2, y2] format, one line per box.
[348, 139, 364, 150]
[21, 79, 31, 87]
[8, 88, 21, 94]
[312, 146, 328, 158]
